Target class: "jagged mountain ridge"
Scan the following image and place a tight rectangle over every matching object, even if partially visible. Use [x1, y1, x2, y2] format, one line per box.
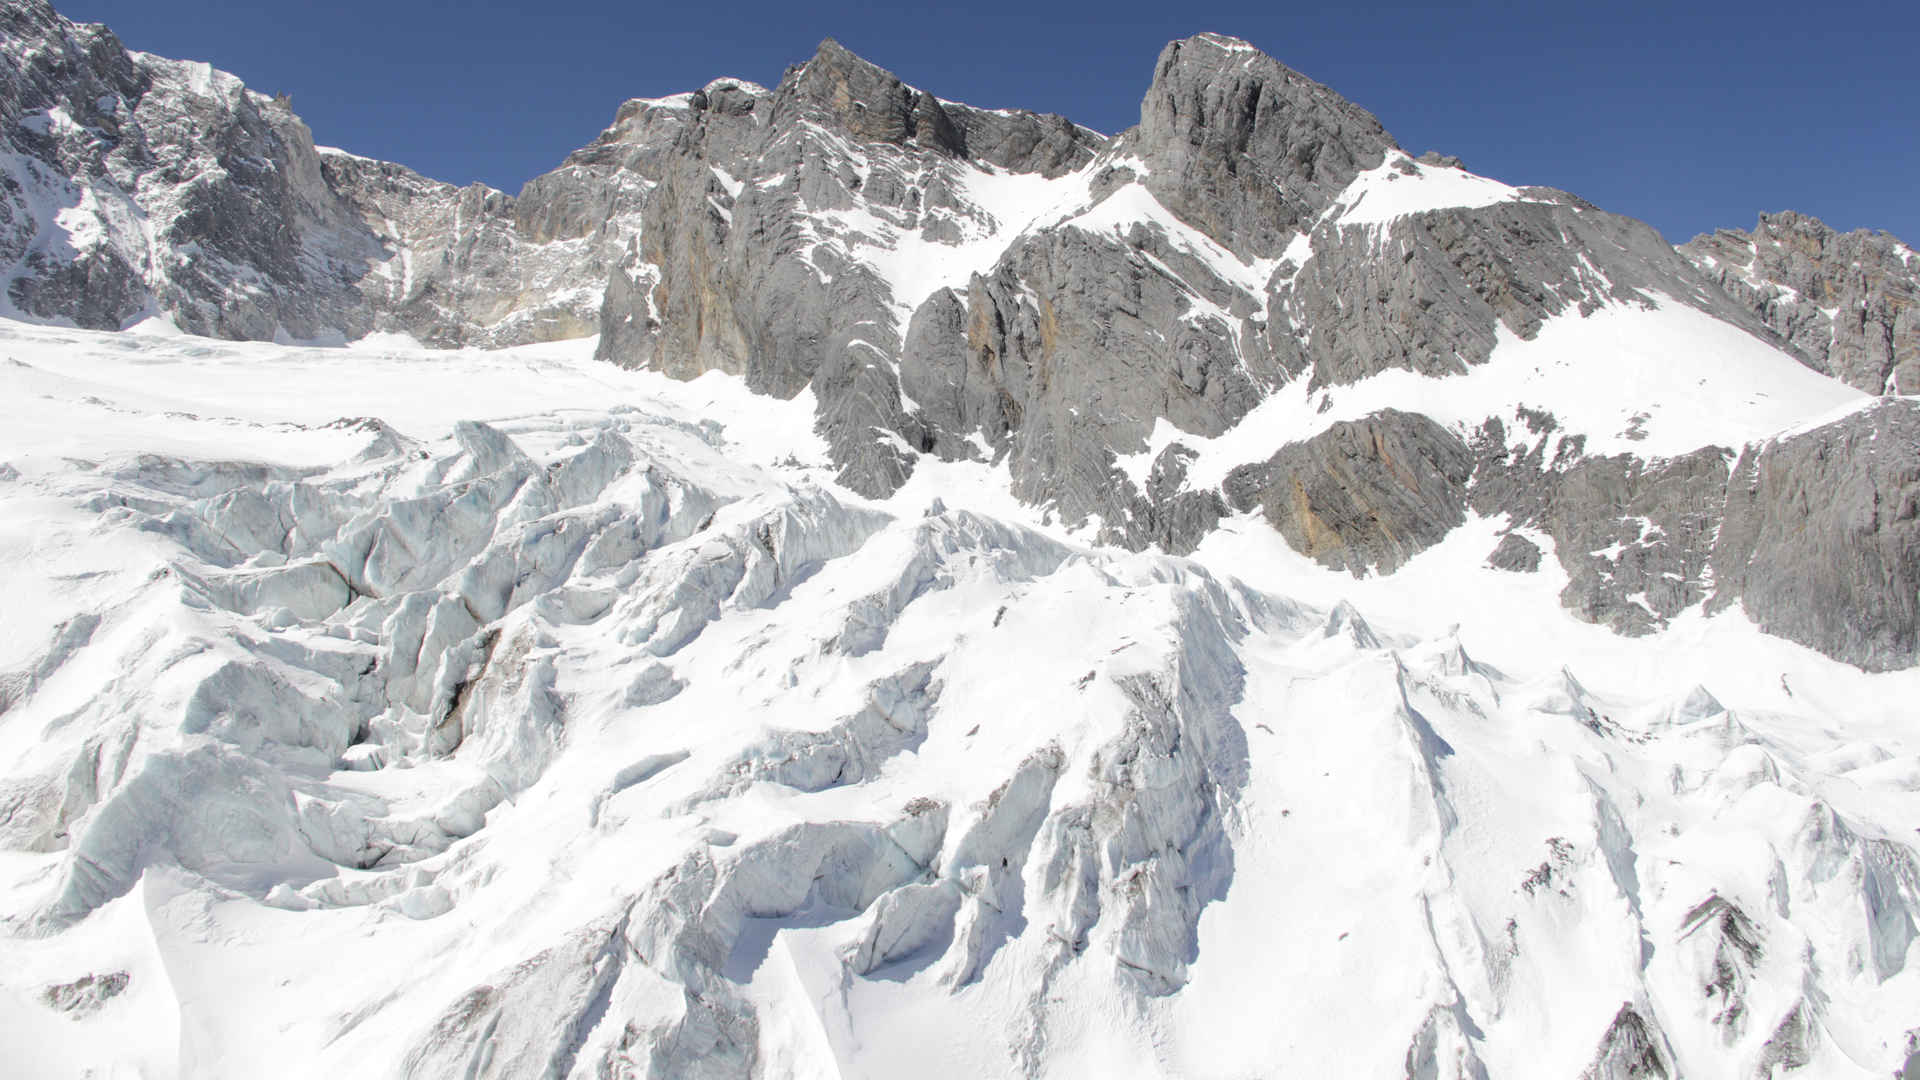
[5, 4, 1920, 1077]
[5, 0, 1917, 671]
[1680, 211, 1920, 395]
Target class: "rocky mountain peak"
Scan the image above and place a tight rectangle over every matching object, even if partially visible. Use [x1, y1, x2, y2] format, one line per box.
[0, 0, 141, 129]
[768, 38, 1103, 178]
[8, 9, 1920, 1076]
[0, 1, 1910, 674]
[690, 77, 769, 116]
[1134, 32, 1398, 257]
[775, 37, 966, 157]
[0, 0, 60, 32]
[1681, 209, 1920, 393]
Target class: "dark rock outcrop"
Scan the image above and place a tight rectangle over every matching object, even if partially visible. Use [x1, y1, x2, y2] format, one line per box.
[1280, 196, 1770, 390]
[1486, 533, 1542, 572]
[1222, 410, 1473, 575]
[1470, 415, 1731, 636]
[1581, 1004, 1671, 1080]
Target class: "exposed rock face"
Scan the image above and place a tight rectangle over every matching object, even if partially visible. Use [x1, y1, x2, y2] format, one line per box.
[0, 0, 381, 338]
[1709, 399, 1920, 672]
[319, 149, 616, 348]
[772, 38, 1102, 178]
[3, 0, 1914, 673]
[0, 0, 660, 346]
[1132, 32, 1395, 258]
[1486, 532, 1541, 572]
[785, 38, 962, 153]
[1223, 409, 1472, 574]
[1582, 1004, 1672, 1080]
[589, 39, 1110, 499]
[43, 970, 129, 1015]
[1470, 414, 1733, 637]
[1682, 211, 1920, 394]
[940, 210, 1279, 527]
[1278, 196, 1771, 390]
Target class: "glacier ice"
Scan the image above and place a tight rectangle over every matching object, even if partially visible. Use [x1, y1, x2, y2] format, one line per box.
[0, 325, 1917, 1077]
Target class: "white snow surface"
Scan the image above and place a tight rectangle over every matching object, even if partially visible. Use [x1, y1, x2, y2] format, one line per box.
[1062, 178, 1280, 304]
[1, 318, 1918, 1079]
[1326, 152, 1535, 226]
[1124, 292, 1869, 495]
[795, 143, 1101, 329]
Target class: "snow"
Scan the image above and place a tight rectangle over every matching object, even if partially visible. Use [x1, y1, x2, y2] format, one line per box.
[1327, 151, 1533, 226]
[18, 106, 83, 138]
[0, 289, 1914, 1077]
[1163, 292, 1867, 493]
[702, 77, 769, 96]
[313, 144, 378, 164]
[1110, 415, 1189, 492]
[710, 165, 744, 199]
[807, 156, 1095, 327]
[1188, 32, 1260, 53]
[1062, 179, 1279, 301]
[632, 91, 695, 110]
[0, 321, 822, 480]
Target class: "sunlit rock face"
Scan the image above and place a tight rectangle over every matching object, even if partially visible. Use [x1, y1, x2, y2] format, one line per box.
[3, 2, 1920, 1076]
[1681, 210, 1920, 395]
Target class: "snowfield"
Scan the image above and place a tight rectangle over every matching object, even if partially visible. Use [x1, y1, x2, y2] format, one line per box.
[1119, 291, 1869, 495]
[2, 317, 1919, 1079]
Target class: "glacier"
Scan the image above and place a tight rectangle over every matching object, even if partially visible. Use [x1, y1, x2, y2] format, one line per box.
[3, 1, 1920, 1074]
[1, 319, 1918, 1077]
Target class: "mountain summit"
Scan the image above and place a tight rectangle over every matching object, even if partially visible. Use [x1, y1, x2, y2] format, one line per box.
[3, 4, 1920, 1076]
[3, 0, 1915, 679]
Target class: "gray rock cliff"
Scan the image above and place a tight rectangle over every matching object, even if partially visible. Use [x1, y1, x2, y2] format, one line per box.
[3, 0, 1913, 670]
[1132, 32, 1395, 258]
[1709, 399, 1920, 671]
[0, 0, 379, 337]
[1222, 409, 1472, 575]
[1681, 211, 1920, 394]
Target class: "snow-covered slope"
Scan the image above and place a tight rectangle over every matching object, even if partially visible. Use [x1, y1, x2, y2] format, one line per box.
[6, 4, 1920, 1074]
[1122, 292, 1865, 492]
[8, 0, 1915, 669]
[4, 319, 1920, 1078]
[1681, 210, 1920, 396]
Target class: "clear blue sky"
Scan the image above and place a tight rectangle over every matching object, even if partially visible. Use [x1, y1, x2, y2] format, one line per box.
[61, 0, 1919, 245]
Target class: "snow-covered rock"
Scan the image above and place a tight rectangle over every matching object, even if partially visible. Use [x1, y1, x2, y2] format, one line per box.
[3, 5, 1919, 1075]
[0, 322, 1917, 1078]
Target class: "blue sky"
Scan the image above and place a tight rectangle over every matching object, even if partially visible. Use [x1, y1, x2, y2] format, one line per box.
[62, 0, 1919, 244]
